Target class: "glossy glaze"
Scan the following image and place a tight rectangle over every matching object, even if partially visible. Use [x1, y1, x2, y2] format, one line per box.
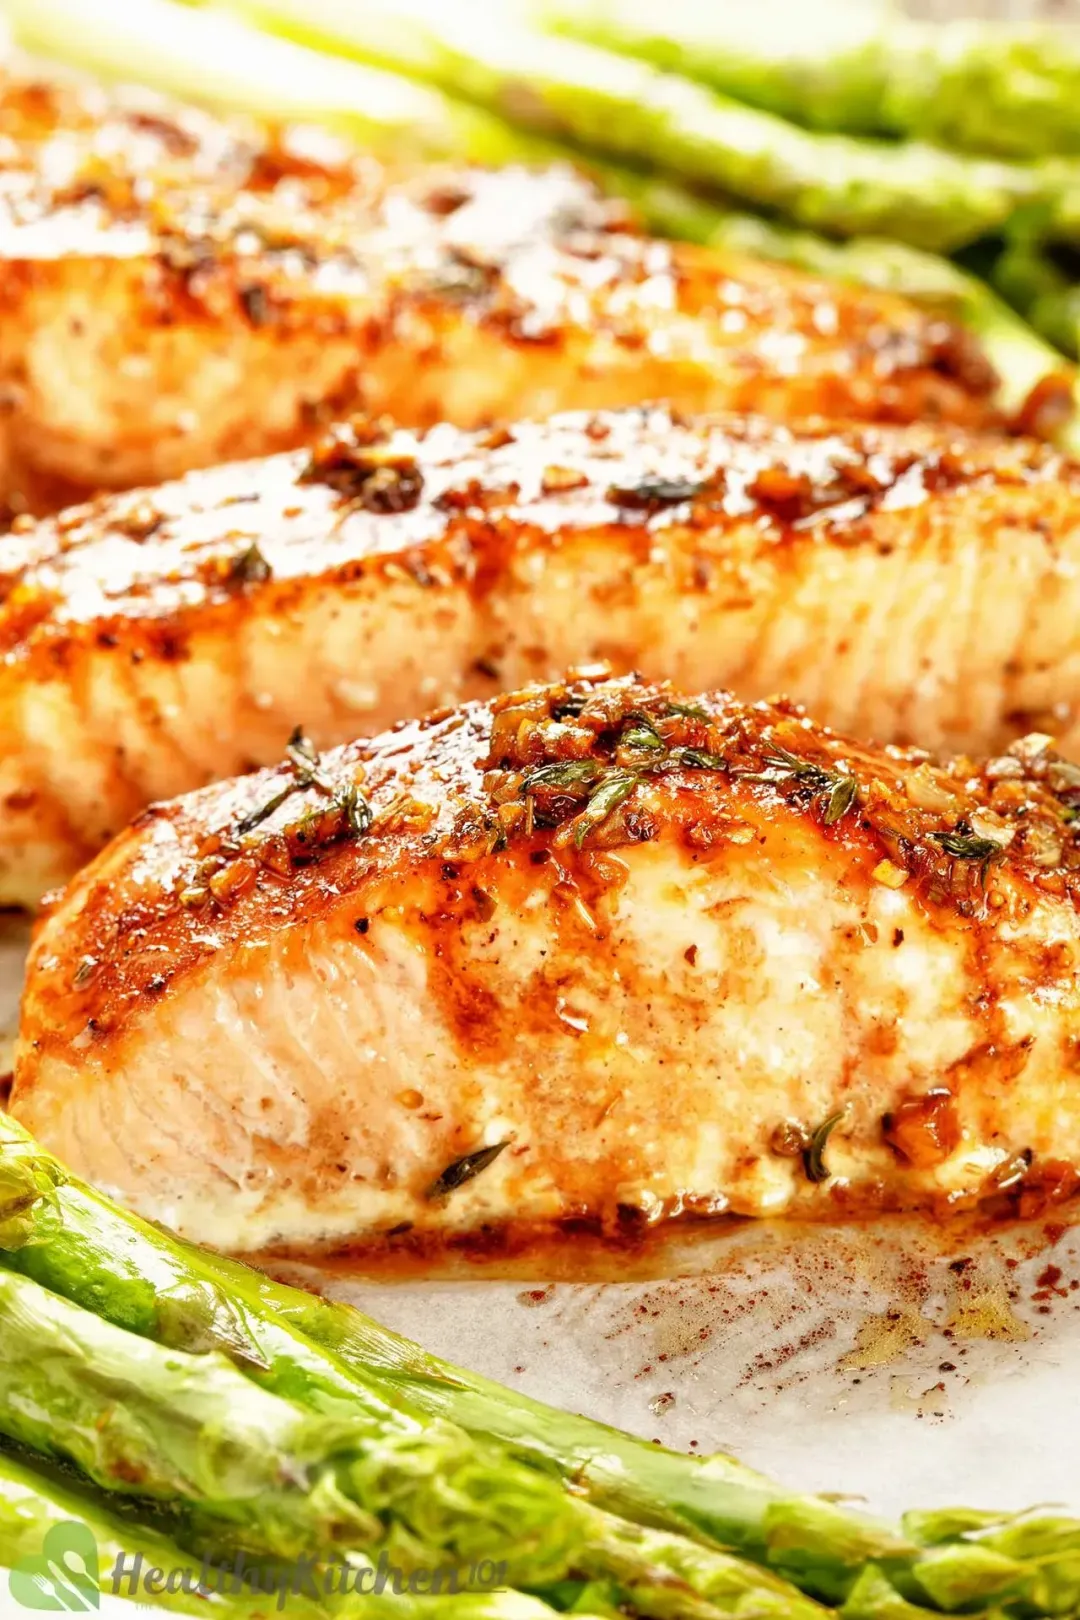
[0, 63, 1006, 518]
[3, 406, 1080, 904]
[14, 671, 1080, 1252]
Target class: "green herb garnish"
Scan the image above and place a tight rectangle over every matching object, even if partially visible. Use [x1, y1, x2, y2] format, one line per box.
[228, 541, 272, 586]
[606, 477, 707, 511]
[621, 717, 666, 753]
[803, 1110, 847, 1184]
[668, 746, 728, 772]
[236, 726, 332, 835]
[666, 700, 709, 720]
[522, 759, 603, 795]
[752, 745, 835, 787]
[931, 830, 1002, 862]
[744, 743, 858, 825]
[823, 776, 858, 826]
[288, 782, 374, 849]
[573, 770, 639, 848]
[930, 824, 1005, 884]
[426, 1140, 511, 1200]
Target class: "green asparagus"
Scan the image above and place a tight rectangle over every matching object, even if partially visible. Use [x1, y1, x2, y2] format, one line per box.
[0, 1202, 835, 1617]
[0, 1446, 330, 1616]
[0, 0, 544, 166]
[991, 235, 1080, 360]
[537, 0, 1080, 164]
[218, 0, 1040, 253]
[0, 1447, 611, 1620]
[0, 1117, 1075, 1618]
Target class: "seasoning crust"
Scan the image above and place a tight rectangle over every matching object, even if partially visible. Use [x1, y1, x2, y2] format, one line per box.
[3, 405, 1080, 905]
[0, 62, 1007, 517]
[14, 672, 1080, 1251]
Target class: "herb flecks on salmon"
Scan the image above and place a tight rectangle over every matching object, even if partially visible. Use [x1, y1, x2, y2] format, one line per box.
[13, 672, 1080, 1255]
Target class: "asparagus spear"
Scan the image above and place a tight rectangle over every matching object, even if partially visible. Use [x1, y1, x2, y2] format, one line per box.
[218, 0, 1039, 253]
[0, 1445, 330, 1616]
[991, 233, 1080, 360]
[0, 0, 544, 167]
[0, 1446, 604, 1620]
[537, 0, 1080, 163]
[0, 1117, 1057, 1617]
[0, 1258, 834, 1618]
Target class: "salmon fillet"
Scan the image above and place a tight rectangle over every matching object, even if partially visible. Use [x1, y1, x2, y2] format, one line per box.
[13, 669, 1080, 1254]
[3, 406, 1080, 907]
[0, 63, 1008, 518]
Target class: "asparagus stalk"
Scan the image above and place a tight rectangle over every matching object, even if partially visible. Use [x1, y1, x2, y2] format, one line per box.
[991, 234, 1080, 360]
[0, 0, 544, 167]
[537, 0, 1080, 163]
[218, 0, 1039, 253]
[0, 1117, 1059, 1617]
[0, 1246, 833, 1618]
[0, 1446, 605, 1620]
[0, 1446, 329, 1616]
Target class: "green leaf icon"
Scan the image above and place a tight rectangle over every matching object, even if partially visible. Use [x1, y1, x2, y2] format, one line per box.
[9, 1520, 99, 1611]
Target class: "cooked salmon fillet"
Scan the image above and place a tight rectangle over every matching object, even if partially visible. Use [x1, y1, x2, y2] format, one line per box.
[0, 63, 1011, 519]
[13, 670, 1080, 1253]
[4, 406, 1080, 907]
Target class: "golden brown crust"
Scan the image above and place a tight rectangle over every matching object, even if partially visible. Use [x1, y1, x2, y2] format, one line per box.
[22, 670, 1080, 1047]
[3, 406, 1070, 652]
[0, 64, 1008, 515]
[3, 404, 1080, 907]
[14, 671, 1080, 1247]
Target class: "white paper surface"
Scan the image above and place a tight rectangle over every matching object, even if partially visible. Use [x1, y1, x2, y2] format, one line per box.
[310, 1209, 1080, 1519]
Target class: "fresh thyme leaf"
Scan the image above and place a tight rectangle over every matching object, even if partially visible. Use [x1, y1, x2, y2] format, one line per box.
[606, 476, 706, 511]
[931, 830, 1002, 862]
[236, 782, 302, 836]
[228, 541, 272, 585]
[340, 783, 374, 838]
[522, 759, 603, 795]
[804, 1110, 847, 1184]
[290, 782, 374, 848]
[235, 727, 332, 834]
[669, 747, 727, 772]
[757, 746, 831, 784]
[931, 824, 1005, 887]
[823, 776, 857, 826]
[426, 1140, 510, 1200]
[621, 723, 666, 753]
[573, 770, 639, 848]
[744, 743, 860, 826]
[285, 727, 321, 777]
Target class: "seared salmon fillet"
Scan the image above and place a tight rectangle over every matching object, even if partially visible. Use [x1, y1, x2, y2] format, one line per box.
[13, 670, 1080, 1253]
[0, 64, 1010, 517]
[3, 406, 1080, 906]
